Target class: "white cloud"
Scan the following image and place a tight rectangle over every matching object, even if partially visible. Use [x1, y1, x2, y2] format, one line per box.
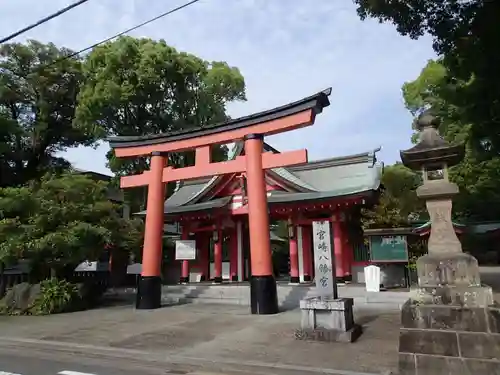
[0, 0, 436, 175]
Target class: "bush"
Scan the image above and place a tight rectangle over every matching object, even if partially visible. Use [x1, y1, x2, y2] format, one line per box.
[0, 278, 110, 316]
[32, 278, 80, 315]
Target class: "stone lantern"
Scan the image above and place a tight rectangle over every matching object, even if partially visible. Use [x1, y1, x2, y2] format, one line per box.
[397, 110, 499, 375]
[400, 110, 483, 292]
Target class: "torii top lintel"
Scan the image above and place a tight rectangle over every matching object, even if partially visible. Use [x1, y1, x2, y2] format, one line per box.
[107, 88, 331, 157]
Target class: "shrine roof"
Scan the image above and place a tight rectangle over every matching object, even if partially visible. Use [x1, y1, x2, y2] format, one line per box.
[287, 148, 381, 192]
[163, 142, 316, 209]
[150, 146, 383, 215]
[107, 88, 331, 149]
[166, 177, 214, 208]
[135, 196, 231, 217]
[266, 165, 382, 204]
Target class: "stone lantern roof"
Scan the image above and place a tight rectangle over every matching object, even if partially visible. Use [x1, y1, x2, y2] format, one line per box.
[400, 110, 465, 171]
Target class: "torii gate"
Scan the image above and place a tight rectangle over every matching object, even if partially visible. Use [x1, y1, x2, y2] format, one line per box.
[107, 88, 331, 314]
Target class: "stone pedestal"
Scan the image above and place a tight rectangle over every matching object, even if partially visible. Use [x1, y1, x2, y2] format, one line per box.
[294, 297, 362, 343]
[399, 286, 500, 375]
[416, 252, 481, 288]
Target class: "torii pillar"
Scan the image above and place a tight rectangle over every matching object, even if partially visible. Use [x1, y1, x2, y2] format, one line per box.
[138, 151, 165, 309]
[107, 88, 332, 314]
[245, 134, 277, 312]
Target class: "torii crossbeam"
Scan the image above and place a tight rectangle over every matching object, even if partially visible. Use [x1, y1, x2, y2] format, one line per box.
[107, 88, 331, 314]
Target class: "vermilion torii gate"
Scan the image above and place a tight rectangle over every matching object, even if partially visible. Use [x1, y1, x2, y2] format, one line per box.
[107, 88, 331, 314]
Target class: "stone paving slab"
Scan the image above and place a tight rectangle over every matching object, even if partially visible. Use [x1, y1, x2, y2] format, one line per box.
[0, 303, 399, 374]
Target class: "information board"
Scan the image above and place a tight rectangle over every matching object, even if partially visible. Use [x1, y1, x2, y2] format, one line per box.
[369, 235, 408, 262]
[175, 240, 196, 260]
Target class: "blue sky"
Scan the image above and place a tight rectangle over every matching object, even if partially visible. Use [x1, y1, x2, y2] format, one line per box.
[1, 0, 436, 175]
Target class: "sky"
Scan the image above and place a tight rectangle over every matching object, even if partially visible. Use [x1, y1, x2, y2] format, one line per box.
[1, 0, 436, 175]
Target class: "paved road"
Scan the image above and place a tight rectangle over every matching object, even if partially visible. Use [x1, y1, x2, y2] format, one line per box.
[0, 353, 159, 375]
[0, 343, 381, 375]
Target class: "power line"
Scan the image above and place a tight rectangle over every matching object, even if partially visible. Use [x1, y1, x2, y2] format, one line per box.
[0, 0, 91, 44]
[37, 0, 203, 71]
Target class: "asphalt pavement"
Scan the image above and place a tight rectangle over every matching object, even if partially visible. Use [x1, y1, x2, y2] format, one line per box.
[0, 352, 156, 375]
[0, 342, 383, 375]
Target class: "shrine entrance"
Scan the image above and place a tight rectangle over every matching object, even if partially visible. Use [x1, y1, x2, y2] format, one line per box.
[107, 88, 332, 314]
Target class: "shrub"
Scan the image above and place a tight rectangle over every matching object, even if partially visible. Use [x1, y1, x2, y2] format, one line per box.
[32, 278, 80, 315]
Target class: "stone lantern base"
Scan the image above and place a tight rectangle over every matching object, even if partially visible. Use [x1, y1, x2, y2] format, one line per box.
[399, 298, 500, 374]
[398, 254, 500, 374]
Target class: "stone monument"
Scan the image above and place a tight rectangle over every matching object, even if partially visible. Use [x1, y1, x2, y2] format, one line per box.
[398, 111, 500, 374]
[295, 220, 362, 343]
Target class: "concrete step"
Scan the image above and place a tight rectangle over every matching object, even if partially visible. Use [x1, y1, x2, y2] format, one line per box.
[159, 284, 409, 311]
[109, 284, 409, 310]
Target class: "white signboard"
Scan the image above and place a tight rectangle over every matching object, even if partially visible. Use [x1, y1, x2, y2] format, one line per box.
[74, 261, 109, 272]
[175, 240, 196, 260]
[312, 220, 337, 299]
[364, 265, 381, 292]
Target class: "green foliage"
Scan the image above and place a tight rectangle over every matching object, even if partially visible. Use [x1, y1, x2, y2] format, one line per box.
[354, 0, 500, 156]
[32, 278, 79, 315]
[74, 36, 246, 208]
[270, 221, 289, 255]
[0, 173, 143, 272]
[402, 59, 500, 221]
[0, 40, 99, 187]
[362, 163, 424, 229]
[75, 36, 245, 174]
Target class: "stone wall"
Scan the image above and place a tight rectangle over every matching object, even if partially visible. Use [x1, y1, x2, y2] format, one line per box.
[399, 300, 500, 374]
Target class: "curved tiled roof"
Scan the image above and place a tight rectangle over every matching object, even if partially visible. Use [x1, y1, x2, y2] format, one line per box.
[159, 145, 383, 213]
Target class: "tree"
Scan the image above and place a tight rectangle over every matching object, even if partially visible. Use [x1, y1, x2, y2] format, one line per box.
[75, 36, 246, 209]
[402, 59, 500, 221]
[362, 163, 424, 229]
[0, 40, 99, 187]
[76, 36, 246, 173]
[0, 173, 143, 278]
[353, 0, 500, 156]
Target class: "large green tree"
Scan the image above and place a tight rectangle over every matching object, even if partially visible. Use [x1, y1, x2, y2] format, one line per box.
[354, 0, 500, 156]
[0, 173, 143, 277]
[76, 36, 246, 176]
[0, 40, 98, 187]
[402, 59, 500, 221]
[75, 36, 246, 209]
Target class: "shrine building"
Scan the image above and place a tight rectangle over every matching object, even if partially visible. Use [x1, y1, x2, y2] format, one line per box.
[108, 88, 387, 313]
[137, 143, 383, 284]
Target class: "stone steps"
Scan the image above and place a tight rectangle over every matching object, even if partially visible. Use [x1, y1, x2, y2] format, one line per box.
[159, 284, 409, 310]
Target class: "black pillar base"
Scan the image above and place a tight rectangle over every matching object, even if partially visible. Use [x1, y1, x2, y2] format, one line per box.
[335, 275, 352, 283]
[179, 276, 189, 283]
[213, 276, 223, 283]
[136, 276, 162, 309]
[303, 275, 312, 282]
[289, 276, 300, 284]
[231, 275, 238, 282]
[200, 275, 207, 282]
[250, 275, 279, 315]
[336, 276, 348, 284]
